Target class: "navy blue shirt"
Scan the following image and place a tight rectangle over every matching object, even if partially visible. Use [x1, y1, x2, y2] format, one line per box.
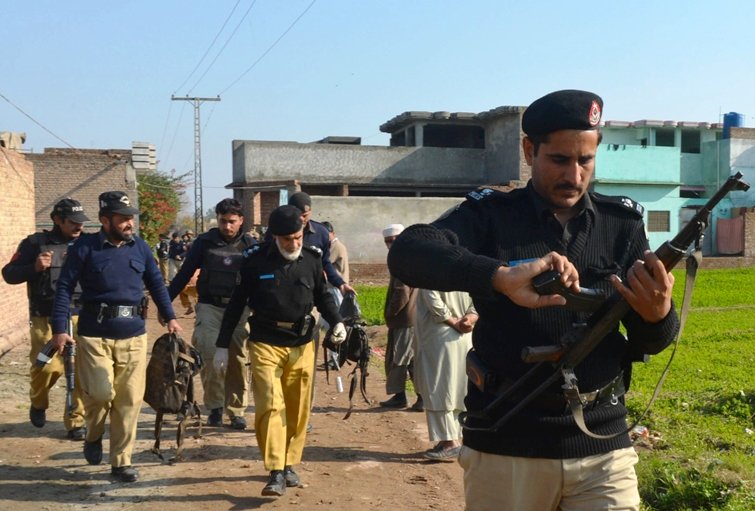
[51, 230, 176, 339]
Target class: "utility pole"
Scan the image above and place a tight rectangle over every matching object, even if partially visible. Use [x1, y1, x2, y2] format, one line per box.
[171, 94, 221, 234]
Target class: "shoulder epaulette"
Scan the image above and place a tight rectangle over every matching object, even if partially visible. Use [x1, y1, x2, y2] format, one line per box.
[465, 188, 510, 202]
[242, 245, 262, 258]
[304, 245, 322, 256]
[592, 192, 645, 217]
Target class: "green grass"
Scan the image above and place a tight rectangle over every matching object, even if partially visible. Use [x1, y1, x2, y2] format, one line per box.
[357, 267, 755, 510]
[628, 267, 755, 510]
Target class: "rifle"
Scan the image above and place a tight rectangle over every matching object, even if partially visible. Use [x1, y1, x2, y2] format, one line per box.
[63, 317, 76, 417]
[468, 172, 750, 433]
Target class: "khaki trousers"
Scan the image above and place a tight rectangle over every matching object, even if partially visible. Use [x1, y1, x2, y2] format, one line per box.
[77, 333, 148, 468]
[193, 303, 249, 414]
[29, 316, 85, 430]
[459, 446, 641, 511]
[251, 340, 314, 471]
[158, 258, 169, 283]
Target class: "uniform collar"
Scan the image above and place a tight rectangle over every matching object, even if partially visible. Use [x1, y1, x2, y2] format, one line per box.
[526, 181, 595, 223]
[98, 229, 136, 248]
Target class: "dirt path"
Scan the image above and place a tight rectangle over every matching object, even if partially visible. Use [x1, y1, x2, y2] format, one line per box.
[0, 312, 464, 510]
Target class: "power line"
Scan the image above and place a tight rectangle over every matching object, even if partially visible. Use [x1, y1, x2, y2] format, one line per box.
[175, 0, 242, 94]
[0, 91, 76, 148]
[188, 0, 258, 94]
[219, 0, 317, 96]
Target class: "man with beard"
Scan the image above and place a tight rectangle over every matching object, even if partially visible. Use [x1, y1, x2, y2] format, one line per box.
[2, 198, 90, 440]
[49, 191, 181, 483]
[388, 90, 679, 510]
[215, 205, 346, 497]
[168, 198, 256, 429]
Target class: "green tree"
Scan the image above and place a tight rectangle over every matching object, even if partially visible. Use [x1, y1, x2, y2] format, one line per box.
[137, 171, 186, 249]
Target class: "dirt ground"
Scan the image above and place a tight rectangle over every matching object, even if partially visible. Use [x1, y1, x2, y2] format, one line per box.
[0, 309, 464, 511]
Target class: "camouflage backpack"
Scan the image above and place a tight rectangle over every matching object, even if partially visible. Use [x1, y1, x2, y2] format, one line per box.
[144, 333, 202, 462]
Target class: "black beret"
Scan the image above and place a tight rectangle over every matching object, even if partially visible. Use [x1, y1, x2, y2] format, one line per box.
[52, 198, 90, 223]
[98, 191, 139, 216]
[268, 205, 304, 236]
[288, 191, 312, 212]
[522, 89, 603, 137]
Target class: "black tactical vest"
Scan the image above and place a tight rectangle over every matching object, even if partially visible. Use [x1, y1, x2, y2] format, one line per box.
[196, 230, 255, 300]
[28, 232, 82, 314]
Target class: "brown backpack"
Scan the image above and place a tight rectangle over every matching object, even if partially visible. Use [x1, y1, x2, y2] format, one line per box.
[144, 333, 202, 462]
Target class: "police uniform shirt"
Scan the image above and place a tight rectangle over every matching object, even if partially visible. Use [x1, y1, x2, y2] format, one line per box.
[2, 228, 81, 317]
[265, 220, 345, 289]
[387, 182, 680, 460]
[216, 241, 342, 348]
[167, 228, 256, 304]
[51, 230, 176, 339]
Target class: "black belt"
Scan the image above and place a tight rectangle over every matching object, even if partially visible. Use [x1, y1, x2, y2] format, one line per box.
[491, 372, 625, 415]
[208, 296, 231, 307]
[82, 302, 144, 321]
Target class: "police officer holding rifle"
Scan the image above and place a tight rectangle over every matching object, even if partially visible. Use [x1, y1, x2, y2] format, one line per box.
[388, 90, 680, 510]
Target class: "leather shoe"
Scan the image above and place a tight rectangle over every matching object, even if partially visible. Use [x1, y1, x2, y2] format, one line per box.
[29, 406, 46, 428]
[84, 436, 103, 465]
[411, 395, 424, 412]
[283, 465, 300, 487]
[261, 470, 286, 497]
[67, 426, 86, 441]
[230, 415, 247, 430]
[424, 443, 461, 461]
[379, 393, 408, 408]
[111, 465, 139, 483]
[207, 408, 223, 427]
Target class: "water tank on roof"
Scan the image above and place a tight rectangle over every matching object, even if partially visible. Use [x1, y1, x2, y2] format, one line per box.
[723, 112, 745, 138]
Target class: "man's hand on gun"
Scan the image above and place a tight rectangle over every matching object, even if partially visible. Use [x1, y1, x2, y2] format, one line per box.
[51, 332, 74, 354]
[493, 251, 580, 309]
[610, 250, 674, 323]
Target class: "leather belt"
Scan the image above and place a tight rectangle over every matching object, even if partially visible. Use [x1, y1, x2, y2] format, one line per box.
[210, 296, 231, 307]
[82, 302, 143, 322]
[489, 372, 625, 415]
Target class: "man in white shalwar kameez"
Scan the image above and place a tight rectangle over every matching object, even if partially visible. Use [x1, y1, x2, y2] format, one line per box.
[414, 289, 477, 460]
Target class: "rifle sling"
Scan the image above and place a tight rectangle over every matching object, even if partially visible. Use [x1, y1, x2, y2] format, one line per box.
[566, 249, 700, 440]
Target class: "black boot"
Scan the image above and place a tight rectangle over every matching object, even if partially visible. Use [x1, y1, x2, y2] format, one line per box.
[379, 392, 408, 408]
[262, 470, 286, 496]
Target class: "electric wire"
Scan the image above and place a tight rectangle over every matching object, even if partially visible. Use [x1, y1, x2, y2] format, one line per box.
[0, 91, 76, 148]
[174, 0, 242, 94]
[219, 0, 317, 96]
[188, 0, 259, 94]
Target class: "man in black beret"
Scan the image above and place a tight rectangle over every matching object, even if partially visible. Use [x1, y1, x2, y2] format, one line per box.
[388, 90, 679, 510]
[216, 205, 346, 497]
[2, 197, 90, 440]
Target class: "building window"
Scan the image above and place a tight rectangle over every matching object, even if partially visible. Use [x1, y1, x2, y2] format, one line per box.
[681, 130, 701, 153]
[655, 128, 675, 147]
[647, 210, 670, 232]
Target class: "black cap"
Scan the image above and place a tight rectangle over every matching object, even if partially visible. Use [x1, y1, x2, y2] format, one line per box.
[268, 205, 304, 236]
[98, 191, 139, 216]
[52, 198, 90, 223]
[522, 89, 603, 137]
[288, 191, 312, 212]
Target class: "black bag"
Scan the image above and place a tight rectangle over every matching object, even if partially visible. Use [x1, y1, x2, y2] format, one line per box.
[144, 333, 202, 462]
[323, 292, 371, 419]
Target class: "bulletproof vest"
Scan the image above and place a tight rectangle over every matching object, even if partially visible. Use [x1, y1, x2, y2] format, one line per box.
[196, 230, 255, 299]
[29, 232, 82, 308]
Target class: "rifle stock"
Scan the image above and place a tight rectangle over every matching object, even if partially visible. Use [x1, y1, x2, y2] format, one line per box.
[482, 172, 749, 430]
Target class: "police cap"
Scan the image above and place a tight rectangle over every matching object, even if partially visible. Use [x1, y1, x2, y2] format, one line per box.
[52, 198, 90, 223]
[288, 192, 312, 212]
[268, 205, 304, 236]
[98, 191, 139, 216]
[522, 89, 603, 137]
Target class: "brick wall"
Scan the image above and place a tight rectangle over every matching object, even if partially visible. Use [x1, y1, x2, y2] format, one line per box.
[26, 148, 136, 229]
[0, 149, 34, 353]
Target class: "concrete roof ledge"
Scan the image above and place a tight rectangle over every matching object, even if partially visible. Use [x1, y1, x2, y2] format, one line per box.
[432, 111, 451, 120]
[603, 120, 632, 128]
[633, 120, 665, 127]
[663, 120, 678, 127]
[477, 105, 526, 120]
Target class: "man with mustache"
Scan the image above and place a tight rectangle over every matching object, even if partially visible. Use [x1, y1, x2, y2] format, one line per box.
[2, 198, 90, 440]
[388, 90, 680, 510]
[49, 191, 181, 483]
[216, 205, 346, 497]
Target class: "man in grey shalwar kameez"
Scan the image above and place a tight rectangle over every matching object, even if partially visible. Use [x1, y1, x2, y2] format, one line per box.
[414, 289, 477, 460]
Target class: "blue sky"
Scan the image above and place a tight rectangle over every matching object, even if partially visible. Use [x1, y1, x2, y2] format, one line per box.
[3, 0, 755, 212]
